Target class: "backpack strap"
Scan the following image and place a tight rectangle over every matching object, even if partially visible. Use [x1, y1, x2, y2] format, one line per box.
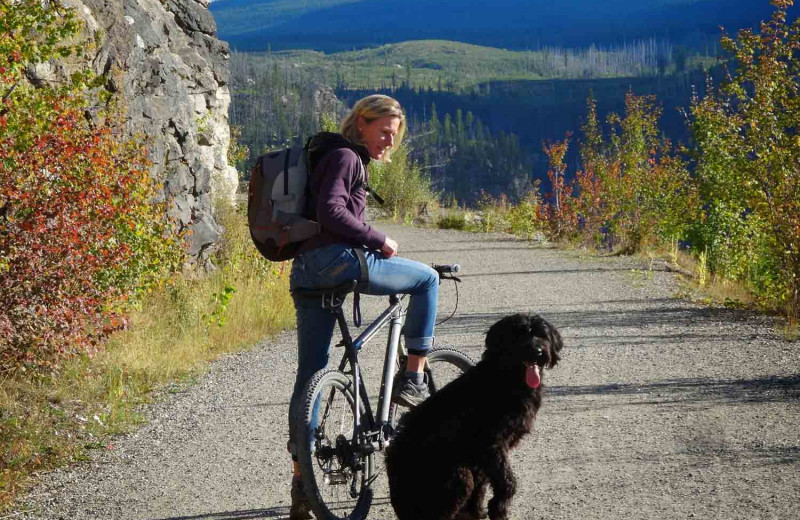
[353, 153, 366, 191]
[352, 247, 370, 327]
[282, 147, 292, 197]
[353, 153, 385, 206]
[353, 247, 369, 292]
[365, 185, 385, 205]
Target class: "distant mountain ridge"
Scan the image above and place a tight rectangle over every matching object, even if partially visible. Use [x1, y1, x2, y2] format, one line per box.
[210, 0, 777, 51]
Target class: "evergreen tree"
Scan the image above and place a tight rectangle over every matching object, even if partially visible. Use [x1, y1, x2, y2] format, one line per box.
[476, 119, 485, 143]
[429, 103, 441, 146]
[443, 113, 453, 143]
[455, 108, 465, 145]
[674, 46, 688, 73]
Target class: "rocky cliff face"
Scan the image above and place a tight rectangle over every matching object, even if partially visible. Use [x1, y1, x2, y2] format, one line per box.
[52, 0, 238, 264]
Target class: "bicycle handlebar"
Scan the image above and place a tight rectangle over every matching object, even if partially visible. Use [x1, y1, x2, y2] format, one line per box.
[432, 264, 460, 275]
[432, 263, 461, 325]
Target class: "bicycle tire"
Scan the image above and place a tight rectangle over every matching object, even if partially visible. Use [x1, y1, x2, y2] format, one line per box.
[297, 368, 374, 520]
[425, 346, 476, 393]
[389, 346, 475, 429]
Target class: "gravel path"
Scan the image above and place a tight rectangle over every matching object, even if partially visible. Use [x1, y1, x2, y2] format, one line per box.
[17, 224, 800, 520]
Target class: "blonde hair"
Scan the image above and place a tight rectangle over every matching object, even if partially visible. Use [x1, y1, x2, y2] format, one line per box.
[341, 94, 406, 161]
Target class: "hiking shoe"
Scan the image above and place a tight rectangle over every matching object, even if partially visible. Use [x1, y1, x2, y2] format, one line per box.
[290, 477, 313, 520]
[392, 374, 430, 408]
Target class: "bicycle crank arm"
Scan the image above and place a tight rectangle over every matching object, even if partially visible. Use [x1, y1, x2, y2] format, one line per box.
[356, 440, 380, 456]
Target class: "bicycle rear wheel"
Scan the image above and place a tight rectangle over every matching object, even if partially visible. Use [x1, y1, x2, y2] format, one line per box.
[297, 368, 374, 520]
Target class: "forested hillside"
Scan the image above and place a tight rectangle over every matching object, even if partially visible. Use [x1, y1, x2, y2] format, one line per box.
[229, 50, 533, 202]
[345, 71, 710, 190]
[239, 39, 709, 92]
[222, 0, 800, 328]
[211, 0, 777, 51]
[229, 38, 715, 202]
[218, 0, 791, 203]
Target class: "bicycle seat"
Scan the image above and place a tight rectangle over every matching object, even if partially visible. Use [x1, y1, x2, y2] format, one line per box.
[291, 280, 358, 300]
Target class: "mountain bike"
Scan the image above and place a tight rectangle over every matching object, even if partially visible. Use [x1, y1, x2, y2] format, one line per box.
[293, 264, 474, 520]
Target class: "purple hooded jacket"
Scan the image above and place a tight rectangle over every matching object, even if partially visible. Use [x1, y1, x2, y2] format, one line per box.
[298, 137, 386, 254]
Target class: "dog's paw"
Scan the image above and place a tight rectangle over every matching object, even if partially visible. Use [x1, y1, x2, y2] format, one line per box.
[487, 499, 510, 520]
[453, 508, 489, 520]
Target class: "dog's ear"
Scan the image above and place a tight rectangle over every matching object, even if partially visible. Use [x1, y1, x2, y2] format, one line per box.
[484, 313, 546, 368]
[485, 313, 532, 352]
[529, 315, 563, 368]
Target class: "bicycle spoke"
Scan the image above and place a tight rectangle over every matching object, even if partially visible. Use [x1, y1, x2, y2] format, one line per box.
[300, 370, 373, 520]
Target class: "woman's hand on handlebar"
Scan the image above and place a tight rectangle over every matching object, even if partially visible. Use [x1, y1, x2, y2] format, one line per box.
[381, 236, 399, 258]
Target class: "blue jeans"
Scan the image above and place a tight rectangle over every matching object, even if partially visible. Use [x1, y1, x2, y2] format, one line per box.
[287, 244, 439, 458]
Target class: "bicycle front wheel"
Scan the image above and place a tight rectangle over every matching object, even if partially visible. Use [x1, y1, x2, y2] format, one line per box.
[390, 346, 475, 429]
[297, 368, 374, 520]
[425, 346, 475, 393]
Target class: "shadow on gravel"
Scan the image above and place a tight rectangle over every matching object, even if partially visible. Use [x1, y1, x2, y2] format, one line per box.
[409, 237, 529, 247]
[549, 305, 766, 329]
[152, 498, 392, 520]
[548, 374, 800, 406]
[752, 446, 800, 465]
[438, 304, 769, 337]
[569, 331, 762, 348]
[681, 444, 800, 465]
[407, 245, 542, 253]
[223, 401, 290, 409]
[152, 507, 285, 519]
[458, 267, 639, 279]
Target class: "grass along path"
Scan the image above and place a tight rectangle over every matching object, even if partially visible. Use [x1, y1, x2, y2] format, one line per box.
[0, 203, 294, 511]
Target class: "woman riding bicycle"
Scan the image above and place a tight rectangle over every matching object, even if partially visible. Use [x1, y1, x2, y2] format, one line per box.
[287, 94, 439, 519]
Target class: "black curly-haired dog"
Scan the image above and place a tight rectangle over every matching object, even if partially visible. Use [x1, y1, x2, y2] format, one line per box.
[386, 313, 563, 520]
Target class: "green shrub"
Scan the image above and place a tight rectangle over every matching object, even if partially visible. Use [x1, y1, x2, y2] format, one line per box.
[436, 212, 468, 230]
[540, 135, 580, 241]
[0, 1, 183, 373]
[507, 190, 544, 240]
[536, 92, 697, 252]
[475, 192, 512, 233]
[368, 144, 437, 221]
[688, 0, 800, 315]
[1, 198, 294, 510]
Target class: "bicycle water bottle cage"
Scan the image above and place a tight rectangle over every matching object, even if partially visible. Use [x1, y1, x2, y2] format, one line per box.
[292, 280, 358, 310]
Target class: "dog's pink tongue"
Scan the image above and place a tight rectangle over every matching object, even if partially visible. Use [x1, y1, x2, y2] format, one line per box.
[525, 364, 541, 389]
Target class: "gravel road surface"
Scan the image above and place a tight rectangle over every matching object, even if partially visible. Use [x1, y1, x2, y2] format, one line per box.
[17, 224, 800, 519]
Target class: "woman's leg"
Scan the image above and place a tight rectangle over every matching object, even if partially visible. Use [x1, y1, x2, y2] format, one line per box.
[288, 246, 362, 520]
[361, 251, 439, 406]
[287, 295, 337, 460]
[287, 245, 363, 459]
[362, 251, 439, 353]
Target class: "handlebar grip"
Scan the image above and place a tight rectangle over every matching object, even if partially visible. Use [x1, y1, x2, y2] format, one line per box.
[433, 264, 460, 274]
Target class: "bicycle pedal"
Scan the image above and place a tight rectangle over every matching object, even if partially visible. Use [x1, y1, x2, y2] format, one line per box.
[323, 472, 349, 485]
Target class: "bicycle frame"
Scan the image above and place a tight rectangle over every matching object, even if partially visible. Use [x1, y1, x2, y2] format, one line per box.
[325, 293, 407, 451]
[296, 266, 464, 519]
